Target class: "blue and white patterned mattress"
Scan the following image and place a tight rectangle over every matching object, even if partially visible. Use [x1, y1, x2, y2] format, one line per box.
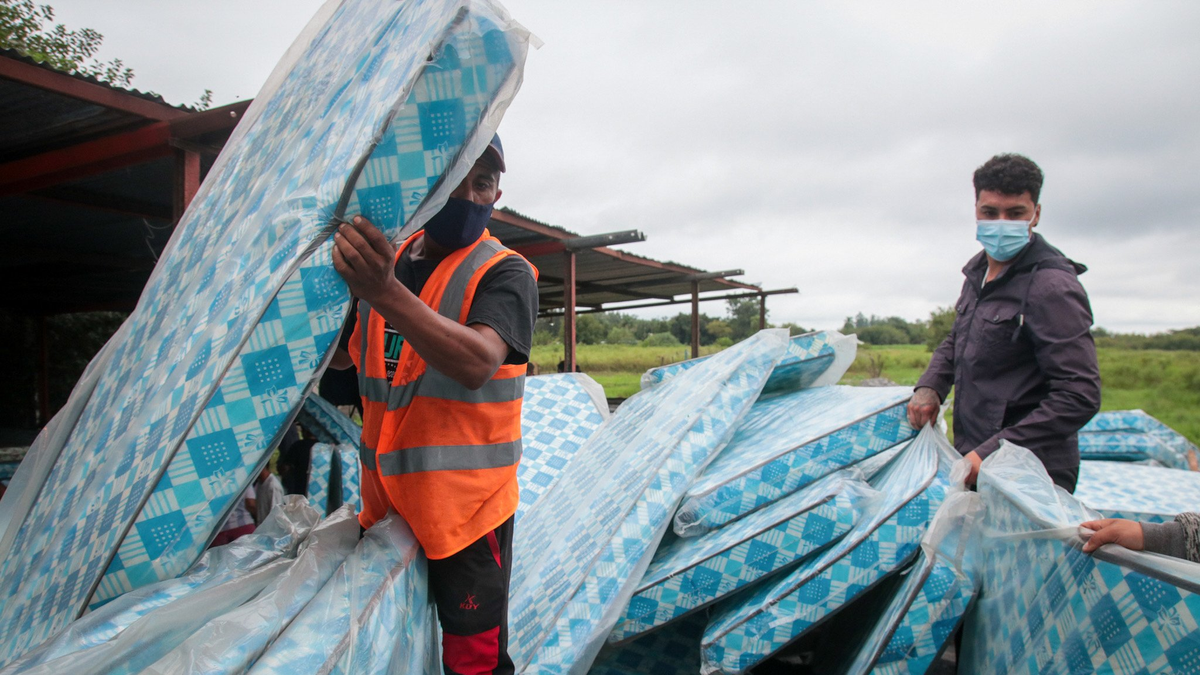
[639, 330, 856, 395]
[844, 487, 982, 675]
[699, 428, 952, 674]
[590, 613, 708, 675]
[517, 373, 609, 523]
[675, 386, 916, 537]
[509, 331, 789, 671]
[306, 442, 362, 514]
[1076, 460, 1200, 524]
[609, 471, 863, 643]
[0, 499, 319, 674]
[962, 442, 1200, 675]
[249, 512, 438, 675]
[1079, 410, 1197, 470]
[0, 0, 532, 657]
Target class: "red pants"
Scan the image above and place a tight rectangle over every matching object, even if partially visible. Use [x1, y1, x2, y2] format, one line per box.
[210, 523, 255, 548]
[427, 516, 515, 675]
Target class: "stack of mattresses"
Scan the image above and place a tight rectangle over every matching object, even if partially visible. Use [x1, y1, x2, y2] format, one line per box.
[1075, 460, 1200, 524]
[509, 331, 790, 670]
[1078, 409, 1198, 470]
[0, 0, 533, 667]
[961, 442, 1200, 675]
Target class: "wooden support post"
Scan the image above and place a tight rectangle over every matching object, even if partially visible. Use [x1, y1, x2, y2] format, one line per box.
[691, 280, 700, 359]
[173, 148, 201, 222]
[759, 293, 767, 331]
[37, 315, 49, 426]
[563, 250, 577, 372]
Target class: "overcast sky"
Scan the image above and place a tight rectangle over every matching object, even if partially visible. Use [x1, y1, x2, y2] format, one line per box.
[47, 1, 1200, 333]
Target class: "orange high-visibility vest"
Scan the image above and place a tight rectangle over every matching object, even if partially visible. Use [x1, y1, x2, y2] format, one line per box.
[348, 229, 536, 559]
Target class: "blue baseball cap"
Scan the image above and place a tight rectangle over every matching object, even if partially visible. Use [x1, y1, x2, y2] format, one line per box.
[483, 134, 506, 173]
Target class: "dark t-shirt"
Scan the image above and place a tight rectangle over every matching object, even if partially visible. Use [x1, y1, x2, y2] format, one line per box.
[379, 247, 538, 380]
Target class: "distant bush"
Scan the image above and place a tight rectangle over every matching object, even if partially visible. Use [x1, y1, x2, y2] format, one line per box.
[855, 324, 910, 346]
[606, 326, 637, 345]
[715, 337, 734, 348]
[641, 332, 681, 347]
[1095, 326, 1200, 351]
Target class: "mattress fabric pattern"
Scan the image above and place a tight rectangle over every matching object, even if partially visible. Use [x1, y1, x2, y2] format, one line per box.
[1079, 409, 1198, 470]
[296, 392, 360, 447]
[676, 386, 916, 537]
[1075, 460, 1200, 524]
[609, 471, 862, 643]
[700, 427, 951, 674]
[961, 442, 1200, 675]
[306, 442, 362, 514]
[510, 331, 788, 672]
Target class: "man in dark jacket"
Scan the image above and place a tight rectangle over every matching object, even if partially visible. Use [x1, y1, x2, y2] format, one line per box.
[908, 154, 1101, 492]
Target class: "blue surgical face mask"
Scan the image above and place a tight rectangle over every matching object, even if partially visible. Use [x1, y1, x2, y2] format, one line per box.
[976, 219, 1032, 262]
[423, 197, 492, 249]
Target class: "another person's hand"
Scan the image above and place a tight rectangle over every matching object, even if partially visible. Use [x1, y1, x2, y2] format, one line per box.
[1081, 518, 1144, 553]
[332, 216, 399, 305]
[907, 387, 941, 429]
[961, 450, 983, 486]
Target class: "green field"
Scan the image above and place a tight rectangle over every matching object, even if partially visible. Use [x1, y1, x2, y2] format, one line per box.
[533, 342, 1200, 445]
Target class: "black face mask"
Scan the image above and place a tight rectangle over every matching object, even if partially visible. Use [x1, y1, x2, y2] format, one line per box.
[423, 197, 492, 250]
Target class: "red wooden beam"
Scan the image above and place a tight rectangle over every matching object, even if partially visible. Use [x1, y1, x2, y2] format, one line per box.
[0, 54, 187, 121]
[563, 250, 577, 372]
[173, 149, 201, 220]
[0, 122, 172, 196]
[511, 240, 565, 258]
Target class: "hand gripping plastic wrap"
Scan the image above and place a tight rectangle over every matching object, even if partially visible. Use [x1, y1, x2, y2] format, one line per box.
[843, 483, 983, 675]
[250, 512, 438, 675]
[0, 498, 320, 675]
[307, 442, 362, 514]
[1078, 409, 1198, 470]
[1076, 460, 1200, 524]
[509, 330, 789, 673]
[517, 373, 610, 523]
[0, 0, 533, 657]
[297, 392, 361, 447]
[961, 442, 1200, 675]
[675, 386, 917, 537]
[640, 330, 857, 394]
[137, 506, 359, 675]
[700, 426, 955, 674]
[608, 470, 863, 643]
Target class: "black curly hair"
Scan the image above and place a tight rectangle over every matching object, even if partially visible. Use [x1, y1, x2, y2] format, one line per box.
[973, 154, 1044, 203]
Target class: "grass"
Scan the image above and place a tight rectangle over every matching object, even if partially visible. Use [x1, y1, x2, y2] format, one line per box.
[535, 341, 1200, 445]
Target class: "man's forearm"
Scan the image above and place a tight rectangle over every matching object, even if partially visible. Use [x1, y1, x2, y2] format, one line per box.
[367, 280, 504, 389]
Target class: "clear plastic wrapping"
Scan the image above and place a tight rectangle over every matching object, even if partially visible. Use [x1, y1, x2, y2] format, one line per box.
[700, 427, 956, 674]
[960, 441, 1200, 675]
[675, 386, 916, 537]
[0, 498, 319, 675]
[0, 0, 533, 659]
[249, 512, 438, 675]
[639, 330, 857, 394]
[509, 331, 789, 672]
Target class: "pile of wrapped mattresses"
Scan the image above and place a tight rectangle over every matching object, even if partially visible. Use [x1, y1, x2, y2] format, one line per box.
[296, 393, 363, 515]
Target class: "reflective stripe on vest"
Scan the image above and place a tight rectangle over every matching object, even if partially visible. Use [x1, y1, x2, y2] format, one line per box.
[377, 439, 522, 475]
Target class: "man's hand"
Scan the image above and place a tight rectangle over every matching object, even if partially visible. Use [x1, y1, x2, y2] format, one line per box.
[1081, 519, 1144, 553]
[907, 387, 942, 429]
[332, 216, 398, 305]
[961, 450, 983, 486]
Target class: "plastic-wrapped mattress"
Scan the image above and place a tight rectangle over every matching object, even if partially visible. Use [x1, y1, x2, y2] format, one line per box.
[1078, 409, 1197, 470]
[639, 330, 856, 395]
[296, 393, 360, 448]
[0, 499, 319, 675]
[609, 471, 863, 643]
[843, 489, 981, 675]
[0, 0, 532, 657]
[1075, 460, 1200, 524]
[249, 512, 438, 674]
[961, 442, 1200, 675]
[509, 331, 788, 672]
[590, 613, 708, 675]
[699, 427, 953, 674]
[675, 386, 916, 537]
[517, 373, 610, 522]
